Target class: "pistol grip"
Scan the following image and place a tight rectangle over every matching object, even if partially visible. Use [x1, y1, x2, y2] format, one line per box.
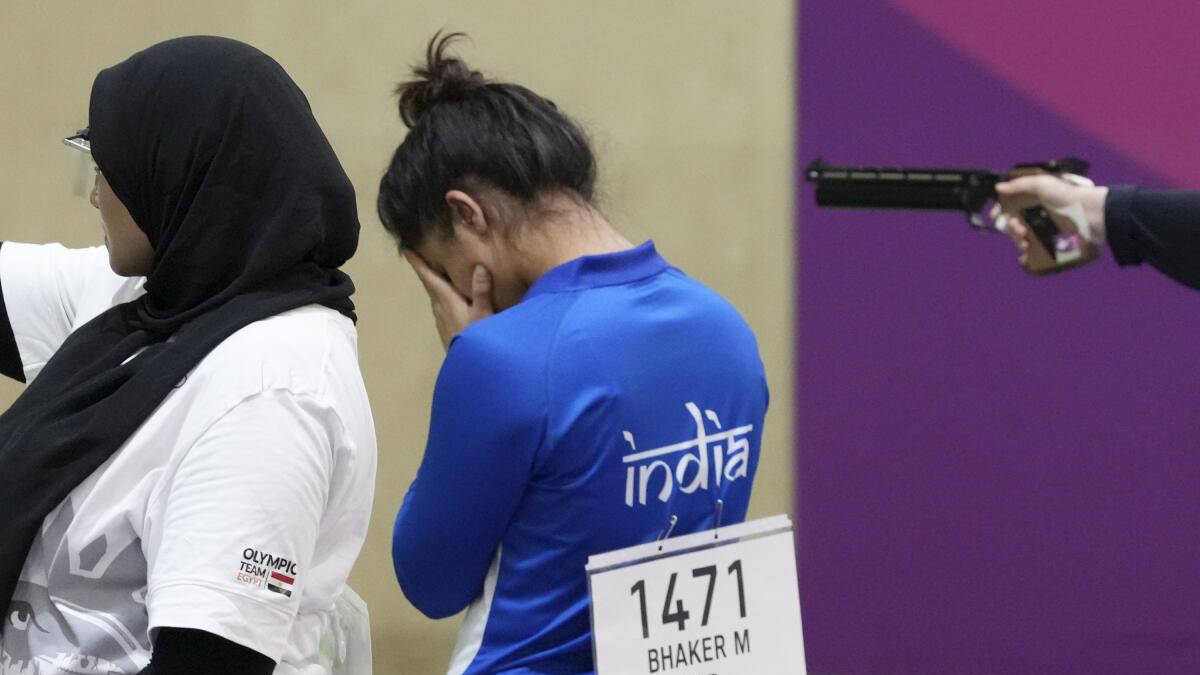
[1019, 205, 1098, 275]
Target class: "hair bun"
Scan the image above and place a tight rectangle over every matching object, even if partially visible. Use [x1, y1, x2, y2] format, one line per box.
[396, 31, 486, 128]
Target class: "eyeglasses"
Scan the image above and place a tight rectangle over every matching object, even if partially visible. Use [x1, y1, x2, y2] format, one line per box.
[63, 127, 90, 154]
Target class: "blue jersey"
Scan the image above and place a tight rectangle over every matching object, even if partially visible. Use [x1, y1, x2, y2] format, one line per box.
[392, 242, 768, 674]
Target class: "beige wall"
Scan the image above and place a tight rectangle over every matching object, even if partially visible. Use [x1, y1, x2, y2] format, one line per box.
[0, 2, 794, 672]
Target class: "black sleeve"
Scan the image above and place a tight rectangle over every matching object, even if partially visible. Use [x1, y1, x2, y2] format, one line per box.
[137, 628, 275, 675]
[1105, 186, 1200, 290]
[0, 242, 27, 383]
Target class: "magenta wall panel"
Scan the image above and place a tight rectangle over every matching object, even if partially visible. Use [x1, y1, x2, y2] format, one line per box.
[796, 2, 1200, 672]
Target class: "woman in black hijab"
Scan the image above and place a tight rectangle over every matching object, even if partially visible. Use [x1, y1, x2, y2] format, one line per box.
[0, 37, 376, 674]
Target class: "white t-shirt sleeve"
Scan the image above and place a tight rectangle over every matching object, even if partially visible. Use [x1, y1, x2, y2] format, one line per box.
[144, 388, 337, 662]
[0, 242, 140, 382]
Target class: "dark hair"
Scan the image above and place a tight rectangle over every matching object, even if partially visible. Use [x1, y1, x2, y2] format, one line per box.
[377, 31, 597, 250]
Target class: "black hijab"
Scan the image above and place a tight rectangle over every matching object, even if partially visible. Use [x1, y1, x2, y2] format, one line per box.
[0, 36, 359, 611]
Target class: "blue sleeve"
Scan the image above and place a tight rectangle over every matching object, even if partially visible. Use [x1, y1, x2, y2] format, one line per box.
[392, 330, 545, 618]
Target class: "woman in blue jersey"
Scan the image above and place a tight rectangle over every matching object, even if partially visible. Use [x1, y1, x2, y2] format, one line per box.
[378, 33, 769, 674]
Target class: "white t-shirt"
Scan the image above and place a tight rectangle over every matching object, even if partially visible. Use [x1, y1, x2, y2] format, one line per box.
[0, 243, 377, 675]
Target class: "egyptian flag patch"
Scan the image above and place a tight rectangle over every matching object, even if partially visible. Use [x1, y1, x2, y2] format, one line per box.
[267, 571, 294, 597]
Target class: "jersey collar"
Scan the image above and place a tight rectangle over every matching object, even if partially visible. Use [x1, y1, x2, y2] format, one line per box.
[523, 241, 669, 300]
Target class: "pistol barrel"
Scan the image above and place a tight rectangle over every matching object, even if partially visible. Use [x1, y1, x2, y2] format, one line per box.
[805, 162, 1000, 213]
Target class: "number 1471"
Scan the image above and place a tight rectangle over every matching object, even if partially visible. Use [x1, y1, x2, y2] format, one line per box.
[629, 559, 747, 639]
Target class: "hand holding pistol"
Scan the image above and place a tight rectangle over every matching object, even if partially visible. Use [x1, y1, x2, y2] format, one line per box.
[805, 158, 1101, 275]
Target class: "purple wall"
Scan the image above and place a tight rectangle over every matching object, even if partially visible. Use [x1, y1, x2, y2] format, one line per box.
[796, 2, 1200, 673]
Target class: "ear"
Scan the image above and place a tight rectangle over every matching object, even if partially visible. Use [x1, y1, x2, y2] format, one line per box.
[445, 190, 490, 237]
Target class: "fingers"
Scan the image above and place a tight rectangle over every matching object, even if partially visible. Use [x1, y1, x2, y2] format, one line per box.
[469, 264, 494, 318]
[995, 175, 1087, 273]
[1007, 216, 1029, 241]
[1000, 213, 1034, 270]
[402, 249, 436, 291]
[995, 174, 1053, 197]
[1010, 218, 1034, 269]
[997, 174, 1084, 216]
[995, 177, 1051, 213]
[404, 250, 462, 303]
[404, 251, 495, 343]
